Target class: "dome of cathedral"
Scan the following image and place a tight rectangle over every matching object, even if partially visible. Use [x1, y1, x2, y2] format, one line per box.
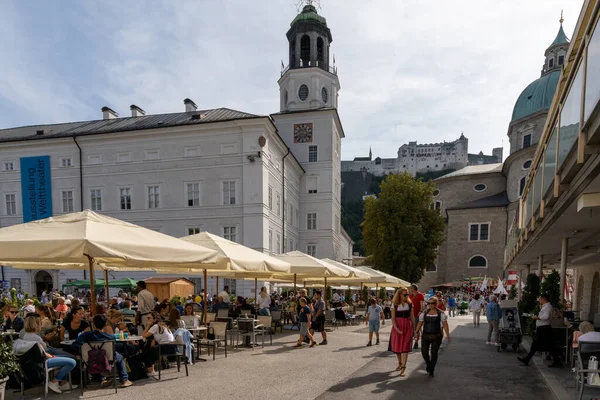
[291, 5, 328, 27]
[511, 69, 560, 122]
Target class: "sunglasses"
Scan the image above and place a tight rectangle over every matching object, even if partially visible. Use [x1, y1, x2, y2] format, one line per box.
[9, 311, 18, 314]
[428, 302, 437, 305]
[403, 294, 409, 297]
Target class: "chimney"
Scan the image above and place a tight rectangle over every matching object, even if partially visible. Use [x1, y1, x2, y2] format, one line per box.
[130, 104, 146, 117]
[184, 98, 198, 112]
[101, 106, 118, 120]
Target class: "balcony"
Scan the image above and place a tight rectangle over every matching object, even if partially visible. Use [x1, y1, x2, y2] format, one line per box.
[281, 60, 338, 77]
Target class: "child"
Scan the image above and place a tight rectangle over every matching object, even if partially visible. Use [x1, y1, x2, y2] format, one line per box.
[365, 298, 385, 346]
[294, 298, 317, 348]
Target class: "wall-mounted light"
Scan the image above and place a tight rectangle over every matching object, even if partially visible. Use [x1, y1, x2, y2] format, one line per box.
[247, 155, 255, 162]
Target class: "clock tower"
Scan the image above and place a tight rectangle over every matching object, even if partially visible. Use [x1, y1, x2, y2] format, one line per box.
[278, 3, 341, 112]
[272, 3, 346, 261]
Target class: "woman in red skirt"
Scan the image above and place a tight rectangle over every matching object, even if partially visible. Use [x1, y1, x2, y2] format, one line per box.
[389, 287, 415, 377]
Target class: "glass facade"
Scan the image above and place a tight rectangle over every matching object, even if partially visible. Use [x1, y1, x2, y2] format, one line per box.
[558, 63, 583, 170]
[585, 24, 600, 123]
[542, 123, 558, 197]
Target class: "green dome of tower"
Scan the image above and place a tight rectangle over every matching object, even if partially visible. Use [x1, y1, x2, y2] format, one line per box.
[511, 70, 560, 122]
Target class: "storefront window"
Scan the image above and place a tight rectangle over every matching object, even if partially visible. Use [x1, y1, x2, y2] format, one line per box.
[585, 25, 600, 123]
[558, 63, 583, 170]
[543, 123, 558, 197]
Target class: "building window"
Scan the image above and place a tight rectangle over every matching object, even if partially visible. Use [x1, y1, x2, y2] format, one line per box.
[60, 158, 72, 167]
[298, 84, 309, 101]
[187, 183, 200, 207]
[185, 147, 199, 157]
[307, 213, 317, 230]
[117, 153, 131, 162]
[268, 186, 273, 210]
[223, 226, 237, 242]
[147, 186, 160, 208]
[522, 160, 532, 169]
[145, 150, 160, 160]
[4, 162, 14, 171]
[519, 177, 527, 197]
[433, 189, 440, 197]
[269, 229, 273, 252]
[308, 145, 318, 162]
[10, 278, 21, 290]
[223, 181, 236, 205]
[426, 264, 437, 272]
[119, 188, 132, 210]
[61, 191, 74, 213]
[473, 183, 487, 192]
[549, 58, 554, 68]
[431, 200, 441, 211]
[5, 194, 16, 215]
[522, 134, 532, 149]
[307, 176, 318, 194]
[307, 244, 317, 257]
[468, 255, 488, 268]
[276, 233, 281, 253]
[90, 189, 102, 211]
[276, 193, 281, 216]
[558, 55, 564, 65]
[469, 223, 490, 241]
[188, 227, 201, 235]
[88, 155, 102, 164]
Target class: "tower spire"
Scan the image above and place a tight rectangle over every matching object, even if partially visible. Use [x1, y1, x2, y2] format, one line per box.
[369, 146, 372, 160]
[560, 9, 564, 25]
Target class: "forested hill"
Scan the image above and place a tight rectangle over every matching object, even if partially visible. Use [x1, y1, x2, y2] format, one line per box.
[340, 169, 455, 254]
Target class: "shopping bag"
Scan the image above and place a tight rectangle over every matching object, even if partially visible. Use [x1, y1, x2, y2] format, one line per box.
[588, 356, 600, 386]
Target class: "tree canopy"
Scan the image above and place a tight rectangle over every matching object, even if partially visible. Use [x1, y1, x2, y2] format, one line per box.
[361, 173, 445, 283]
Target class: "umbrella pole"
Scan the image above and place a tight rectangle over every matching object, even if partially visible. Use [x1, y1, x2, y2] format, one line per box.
[216, 276, 219, 297]
[324, 277, 327, 310]
[376, 283, 379, 299]
[203, 269, 207, 327]
[87, 255, 96, 316]
[254, 278, 258, 308]
[293, 273, 297, 296]
[104, 270, 110, 306]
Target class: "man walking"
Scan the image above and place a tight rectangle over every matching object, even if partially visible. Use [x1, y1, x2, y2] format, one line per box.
[517, 293, 562, 367]
[409, 284, 425, 349]
[485, 295, 501, 345]
[136, 280, 154, 329]
[311, 290, 327, 345]
[447, 294, 456, 317]
[219, 285, 230, 304]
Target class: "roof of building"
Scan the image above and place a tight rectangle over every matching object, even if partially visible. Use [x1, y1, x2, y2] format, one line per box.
[0, 108, 260, 143]
[447, 191, 509, 211]
[550, 24, 570, 47]
[144, 277, 194, 284]
[435, 163, 503, 180]
[511, 70, 560, 122]
[291, 5, 327, 27]
[353, 157, 371, 162]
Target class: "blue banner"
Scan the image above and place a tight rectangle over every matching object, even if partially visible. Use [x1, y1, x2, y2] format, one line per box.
[20, 155, 53, 222]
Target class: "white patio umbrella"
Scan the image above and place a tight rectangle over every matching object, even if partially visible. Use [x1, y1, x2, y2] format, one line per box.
[494, 278, 509, 295]
[0, 210, 219, 313]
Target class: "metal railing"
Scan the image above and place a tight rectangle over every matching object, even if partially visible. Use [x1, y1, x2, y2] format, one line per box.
[281, 60, 338, 76]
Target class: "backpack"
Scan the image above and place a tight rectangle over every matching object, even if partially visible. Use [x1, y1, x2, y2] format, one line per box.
[87, 342, 112, 375]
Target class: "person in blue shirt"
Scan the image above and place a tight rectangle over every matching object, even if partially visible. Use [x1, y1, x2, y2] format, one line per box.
[72, 314, 133, 388]
[485, 295, 502, 345]
[447, 295, 457, 318]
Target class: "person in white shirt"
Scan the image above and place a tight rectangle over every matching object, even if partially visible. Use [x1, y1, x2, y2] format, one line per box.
[258, 287, 271, 316]
[332, 292, 340, 302]
[136, 281, 155, 328]
[518, 293, 562, 367]
[469, 294, 484, 327]
[219, 286, 230, 304]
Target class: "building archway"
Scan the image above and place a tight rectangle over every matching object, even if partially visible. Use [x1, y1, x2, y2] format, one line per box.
[591, 272, 600, 319]
[34, 270, 53, 298]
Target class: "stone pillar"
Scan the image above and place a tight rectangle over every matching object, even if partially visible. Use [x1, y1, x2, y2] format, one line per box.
[310, 33, 318, 66]
[295, 36, 302, 68]
[537, 255, 543, 277]
[526, 264, 531, 276]
[560, 238, 568, 303]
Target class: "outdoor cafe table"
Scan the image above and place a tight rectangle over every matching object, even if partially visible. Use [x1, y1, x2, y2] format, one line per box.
[187, 326, 208, 362]
[60, 335, 144, 346]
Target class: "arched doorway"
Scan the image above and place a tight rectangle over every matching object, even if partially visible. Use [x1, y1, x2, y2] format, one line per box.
[591, 272, 600, 320]
[576, 275, 584, 313]
[34, 271, 53, 298]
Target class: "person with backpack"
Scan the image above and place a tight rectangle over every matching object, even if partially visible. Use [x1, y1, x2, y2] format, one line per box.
[413, 296, 450, 378]
[72, 314, 133, 388]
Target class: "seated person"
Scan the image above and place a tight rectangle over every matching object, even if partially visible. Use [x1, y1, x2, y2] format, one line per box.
[183, 303, 195, 317]
[60, 306, 90, 354]
[154, 302, 170, 322]
[577, 321, 600, 352]
[105, 309, 137, 357]
[3, 305, 24, 332]
[141, 311, 175, 376]
[22, 314, 77, 394]
[121, 300, 137, 317]
[109, 297, 120, 310]
[22, 299, 36, 317]
[72, 314, 133, 388]
[54, 297, 69, 319]
[212, 296, 228, 313]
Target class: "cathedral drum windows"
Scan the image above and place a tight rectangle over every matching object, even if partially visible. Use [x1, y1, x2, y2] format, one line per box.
[321, 87, 328, 104]
[473, 183, 487, 193]
[522, 160, 532, 170]
[298, 84, 309, 102]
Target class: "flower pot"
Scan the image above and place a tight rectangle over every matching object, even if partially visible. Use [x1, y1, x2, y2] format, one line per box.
[0, 376, 8, 400]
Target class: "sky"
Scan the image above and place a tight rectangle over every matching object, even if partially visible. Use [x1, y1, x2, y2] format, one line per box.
[0, 0, 583, 161]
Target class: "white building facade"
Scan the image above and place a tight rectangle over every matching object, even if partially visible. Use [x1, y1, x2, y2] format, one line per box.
[0, 5, 352, 298]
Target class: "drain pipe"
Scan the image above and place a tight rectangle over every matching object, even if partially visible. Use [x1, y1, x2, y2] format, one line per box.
[73, 135, 86, 279]
[281, 148, 291, 252]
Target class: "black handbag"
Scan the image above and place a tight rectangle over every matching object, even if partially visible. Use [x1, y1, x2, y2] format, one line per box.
[207, 327, 215, 340]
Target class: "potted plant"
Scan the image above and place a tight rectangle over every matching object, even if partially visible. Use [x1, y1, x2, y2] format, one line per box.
[0, 339, 19, 400]
[518, 273, 541, 336]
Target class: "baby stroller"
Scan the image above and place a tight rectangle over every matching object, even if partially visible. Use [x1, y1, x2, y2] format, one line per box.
[497, 300, 522, 352]
[458, 301, 469, 315]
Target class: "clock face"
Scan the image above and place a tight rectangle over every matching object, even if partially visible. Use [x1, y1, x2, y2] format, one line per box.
[293, 123, 313, 143]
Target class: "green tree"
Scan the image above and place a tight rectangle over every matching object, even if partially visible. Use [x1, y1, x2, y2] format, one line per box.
[541, 270, 562, 310]
[362, 285, 369, 306]
[509, 284, 517, 300]
[345, 288, 353, 305]
[378, 287, 387, 301]
[361, 173, 445, 283]
[518, 274, 541, 314]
